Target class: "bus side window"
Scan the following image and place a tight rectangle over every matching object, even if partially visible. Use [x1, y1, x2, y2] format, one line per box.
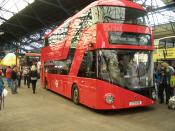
[59, 61, 69, 75]
[78, 51, 96, 78]
[54, 61, 69, 75]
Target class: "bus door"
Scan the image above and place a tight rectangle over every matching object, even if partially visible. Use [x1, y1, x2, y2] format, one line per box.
[53, 60, 69, 95]
[77, 51, 97, 107]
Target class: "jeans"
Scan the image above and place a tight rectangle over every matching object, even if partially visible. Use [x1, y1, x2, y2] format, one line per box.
[31, 80, 37, 93]
[158, 83, 171, 103]
[24, 75, 27, 85]
[11, 80, 18, 94]
[6, 78, 12, 88]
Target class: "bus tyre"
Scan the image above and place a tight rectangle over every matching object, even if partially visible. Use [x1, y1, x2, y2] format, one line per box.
[72, 85, 79, 105]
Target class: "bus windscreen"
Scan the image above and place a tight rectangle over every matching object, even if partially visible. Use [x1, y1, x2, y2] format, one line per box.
[91, 6, 149, 26]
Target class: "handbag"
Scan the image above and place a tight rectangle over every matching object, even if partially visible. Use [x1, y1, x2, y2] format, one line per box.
[2, 88, 8, 97]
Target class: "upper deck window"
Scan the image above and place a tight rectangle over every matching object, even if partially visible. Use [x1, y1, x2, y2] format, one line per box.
[91, 6, 149, 26]
[47, 23, 69, 45]
[159, 39, 175, 48]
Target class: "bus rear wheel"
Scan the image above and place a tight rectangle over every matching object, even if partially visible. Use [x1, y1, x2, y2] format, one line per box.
[72, 85, 79, 105]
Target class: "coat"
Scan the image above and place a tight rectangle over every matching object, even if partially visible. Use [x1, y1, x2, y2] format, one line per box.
[30, 70, 38, 81]
[0, 77, 4, 95]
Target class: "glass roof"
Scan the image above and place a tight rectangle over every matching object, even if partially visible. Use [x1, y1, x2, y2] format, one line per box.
[135, 0, 175, 25]
[0, 0, 174, 26]
[0, 0, 175, 51]
[0, 0, 34, 25]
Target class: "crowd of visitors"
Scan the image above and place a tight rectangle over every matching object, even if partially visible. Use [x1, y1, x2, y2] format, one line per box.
[155, 62, 175, 104]
[0, 64, 40, 95]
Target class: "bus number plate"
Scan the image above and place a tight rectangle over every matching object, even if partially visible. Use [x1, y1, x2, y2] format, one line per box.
[129, 101, 142, 106]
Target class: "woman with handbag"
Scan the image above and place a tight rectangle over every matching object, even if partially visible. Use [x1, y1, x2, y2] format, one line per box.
[29, 65, 39, 94]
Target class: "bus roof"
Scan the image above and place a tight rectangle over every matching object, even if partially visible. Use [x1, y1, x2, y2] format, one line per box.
[45, 0, 145, 38]
[158, 36, 175, 41]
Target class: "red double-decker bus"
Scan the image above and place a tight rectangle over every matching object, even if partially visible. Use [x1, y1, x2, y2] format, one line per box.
[41, 0, 156, 110]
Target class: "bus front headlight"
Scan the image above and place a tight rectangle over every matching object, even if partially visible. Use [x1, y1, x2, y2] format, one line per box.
[104, 93, 115, 104]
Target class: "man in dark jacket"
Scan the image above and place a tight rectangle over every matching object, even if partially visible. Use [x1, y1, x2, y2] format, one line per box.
[11, 66, 18, 94]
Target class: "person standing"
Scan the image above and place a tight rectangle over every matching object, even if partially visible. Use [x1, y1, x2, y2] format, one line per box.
[0, 71, 5, 110]
[11, 66, 18, 94]
[23, 66, 29, 86]
[0, 71, 4, 96]
[2, 67, 6, 77]
[29, 65, 38, 94]
[6, 66, 12, 88]
[154, 63, 162, 100]
[26, 67, 31, 88]
[158, 63, 172, 104]
[17, 67, 22, 88]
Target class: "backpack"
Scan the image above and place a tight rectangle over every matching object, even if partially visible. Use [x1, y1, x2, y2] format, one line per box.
[30, 71, 38, 80]
[11, 71, 17, 80]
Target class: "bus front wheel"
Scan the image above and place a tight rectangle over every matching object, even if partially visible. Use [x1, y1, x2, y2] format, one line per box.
[72, 85, 79, 105]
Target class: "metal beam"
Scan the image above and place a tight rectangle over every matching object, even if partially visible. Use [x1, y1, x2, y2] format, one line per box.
[148, 2, 175, 12]
[0, 16, 7, 21]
